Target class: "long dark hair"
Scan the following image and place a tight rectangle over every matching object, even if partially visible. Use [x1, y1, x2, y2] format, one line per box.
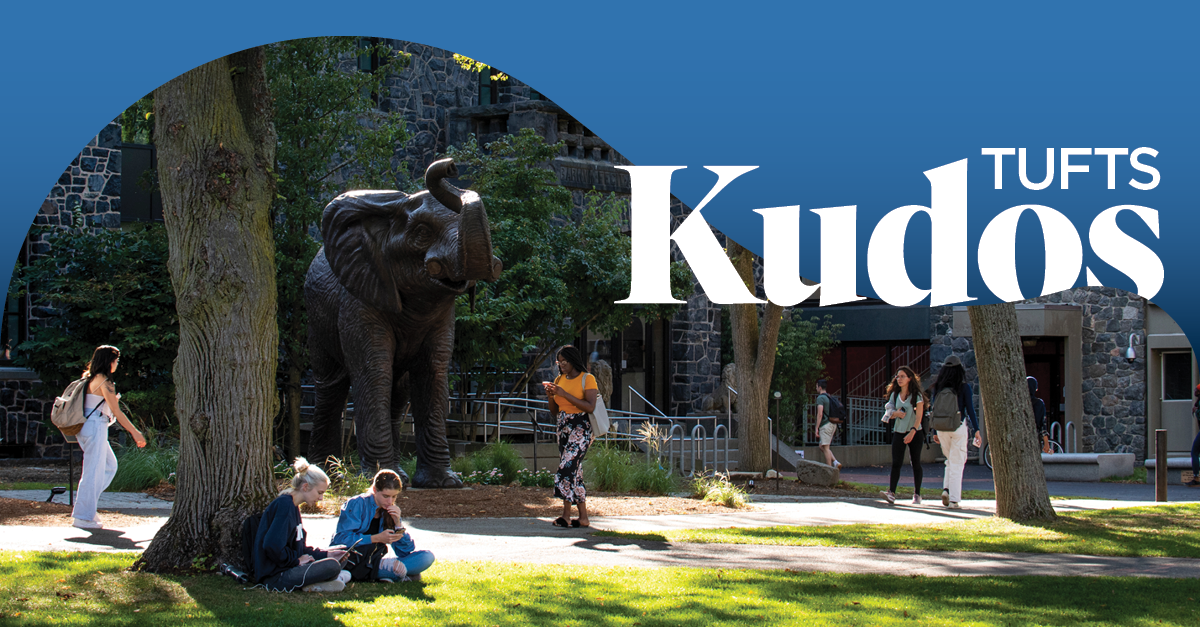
[885, 365, 922, 404]
[83, 345, 120, 387]
[932, 363, 965, 394]
[557, 345, 588, 376]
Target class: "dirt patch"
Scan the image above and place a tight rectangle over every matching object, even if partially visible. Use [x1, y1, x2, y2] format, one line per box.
[0, 465, 70, 485]
[0, 496, 162, 528]
[730, 478, 871, 499]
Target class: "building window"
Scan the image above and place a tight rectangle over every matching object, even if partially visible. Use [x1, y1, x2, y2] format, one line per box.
[479, 70, 495, 105]
[1, 237, 29, 366]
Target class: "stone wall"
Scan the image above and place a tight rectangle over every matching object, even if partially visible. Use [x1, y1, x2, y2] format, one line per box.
[1, 123, 123, 457]
[936, 288, 1147, 460]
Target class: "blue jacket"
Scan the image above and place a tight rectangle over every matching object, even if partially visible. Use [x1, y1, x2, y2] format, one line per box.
[333, 492, 418, 557]
[253, 494, 328, 583]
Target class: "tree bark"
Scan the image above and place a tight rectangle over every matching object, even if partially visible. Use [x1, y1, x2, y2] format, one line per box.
[136, 47, 280, 571]
[967, 303, 1056, 522]
[728, 241, 783, 473]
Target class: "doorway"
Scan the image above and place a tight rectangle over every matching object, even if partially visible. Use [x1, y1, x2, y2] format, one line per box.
[1161, 351, 1195, 453]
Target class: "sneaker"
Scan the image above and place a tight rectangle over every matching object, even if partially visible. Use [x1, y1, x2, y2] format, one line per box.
[941, 489, 950, 507]
[833, 461, 842, 469]
[912, 494, 922, 505]
[1185, 478, 1200, 487]
[408, 573, 422, 582]
[948, 501, 961, 509]
[881, 491, 896, 505]
[302, 579, 346, 593]
[73, 518, 102, 529]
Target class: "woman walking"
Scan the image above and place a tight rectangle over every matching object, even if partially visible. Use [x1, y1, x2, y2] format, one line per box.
[542, 345, 597, 528]
[881, 366, 925, 505]
[928, 355, 981, 508]
[72, 345, 146, 529]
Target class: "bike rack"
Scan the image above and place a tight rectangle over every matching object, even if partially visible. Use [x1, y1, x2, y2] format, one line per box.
[1064, 421, 1077, 453]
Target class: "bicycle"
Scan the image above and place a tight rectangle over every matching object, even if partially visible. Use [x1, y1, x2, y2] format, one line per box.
[982, 439, 1064, 470]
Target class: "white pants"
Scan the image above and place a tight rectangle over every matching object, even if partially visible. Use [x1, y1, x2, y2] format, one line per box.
[72, 416, 118, 522]
[937, 422, 969, 503]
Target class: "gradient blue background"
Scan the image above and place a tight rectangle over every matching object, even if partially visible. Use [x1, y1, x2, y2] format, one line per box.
[1, 1, 1195, 342]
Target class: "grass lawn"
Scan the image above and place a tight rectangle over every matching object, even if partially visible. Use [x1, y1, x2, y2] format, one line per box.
[0, 482, 68, 491]
[0, 552, 1196, 626]
[1101, 467, 1149, 484]
[599, 503, 1200, 558]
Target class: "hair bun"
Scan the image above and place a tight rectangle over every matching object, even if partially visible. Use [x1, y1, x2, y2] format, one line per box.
[293, 457, 310, 474]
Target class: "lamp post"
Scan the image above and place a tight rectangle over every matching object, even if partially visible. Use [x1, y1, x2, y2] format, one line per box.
[773, 391, 782, 490]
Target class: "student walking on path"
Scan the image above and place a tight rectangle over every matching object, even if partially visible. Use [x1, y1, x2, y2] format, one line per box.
[927, 355, 981, 508]
[813, 379, 842, 469]
[72, 345, 146, 529]
[881, 366, 925, 505]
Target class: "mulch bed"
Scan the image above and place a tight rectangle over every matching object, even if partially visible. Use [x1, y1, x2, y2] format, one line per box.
[1, 463, 867, 526]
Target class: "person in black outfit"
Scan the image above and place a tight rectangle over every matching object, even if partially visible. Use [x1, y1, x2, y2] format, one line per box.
[881, 366, 925, 506]
[1188, 384, 1200, 487]
[253, 457, 348, 592]
[1028, 376, 1051, 454]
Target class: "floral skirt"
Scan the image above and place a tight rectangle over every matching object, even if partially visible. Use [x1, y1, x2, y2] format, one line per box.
[555, 411, 593, 504]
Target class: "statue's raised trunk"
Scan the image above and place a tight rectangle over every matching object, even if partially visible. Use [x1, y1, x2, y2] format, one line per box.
[452, 193, 502, 282]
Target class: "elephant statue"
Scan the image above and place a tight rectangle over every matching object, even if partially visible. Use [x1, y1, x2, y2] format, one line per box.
[304, 158, 502, 488]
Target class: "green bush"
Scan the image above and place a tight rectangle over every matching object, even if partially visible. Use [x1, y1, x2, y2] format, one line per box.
[690, 473, 748, 508]
[325, 455, 373, 498]
[452, 441, 527, 484]
[119, 387, 176, 434]
[109, 441, 177, 492]
[583, 443, 675, 495]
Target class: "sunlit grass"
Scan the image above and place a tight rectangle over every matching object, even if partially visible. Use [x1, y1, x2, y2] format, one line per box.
[600, 503, 1200, 558]
[0, 552, 1197, 626]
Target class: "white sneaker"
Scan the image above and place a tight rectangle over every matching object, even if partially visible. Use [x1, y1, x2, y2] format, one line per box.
[73, 518, 102, 529]
[336, 570, 352, 585]
[881, 491, 896, 505]
[948, 501, 961, 509]
[912, 494, 922, 505]
[302, 579, 346, 593]
[941, 489, 950, 507]
[833, 461, 842, 469]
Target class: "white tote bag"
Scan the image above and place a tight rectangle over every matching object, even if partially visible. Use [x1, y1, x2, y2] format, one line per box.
[584, 373, 610, 436]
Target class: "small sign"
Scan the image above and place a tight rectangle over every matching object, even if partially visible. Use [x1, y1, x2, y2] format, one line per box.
[1183, 471, 1195, 483]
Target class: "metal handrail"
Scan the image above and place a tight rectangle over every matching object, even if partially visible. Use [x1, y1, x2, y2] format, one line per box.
[627, 385, 668, 418]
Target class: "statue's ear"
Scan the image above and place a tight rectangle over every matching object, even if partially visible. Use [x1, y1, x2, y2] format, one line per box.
[321, 190, 411, 314]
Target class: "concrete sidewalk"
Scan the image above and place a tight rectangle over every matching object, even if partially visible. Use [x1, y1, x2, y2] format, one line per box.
[2, 493, 1196, 578]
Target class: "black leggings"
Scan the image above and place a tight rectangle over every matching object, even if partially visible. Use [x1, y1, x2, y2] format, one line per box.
[888, 431, 923, 493]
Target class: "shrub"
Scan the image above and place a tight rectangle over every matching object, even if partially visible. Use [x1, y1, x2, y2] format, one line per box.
[119, 386, 177, 434]
[452, 441, 526, 484]
[583, 443, 675, 495]
[325, 455, 372, 498]
[110, 438, 177, 492]
[515, 468, 554, 488]
[691, 472, 748, 508]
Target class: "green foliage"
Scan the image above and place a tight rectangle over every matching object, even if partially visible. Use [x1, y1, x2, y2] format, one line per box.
[9, 217, 177, 395]
[264, 37, 412, 453]
[448, 130, 688, 395]
[119, 386, 176, 434]
[722, 308, 842, 442]
[689, 472, 748, 508]
[451, 441, 527, 484]
[119, 95, 154, 144]
[515, 467, 555, 488]
[582, 443, 676, 495]
[324, 455, 374, 498]
[109, 438, 178, 492]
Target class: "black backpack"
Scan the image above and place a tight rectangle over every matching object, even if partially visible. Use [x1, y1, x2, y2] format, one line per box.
[236, 513, 263, 583]
[824, 394, 847, 423]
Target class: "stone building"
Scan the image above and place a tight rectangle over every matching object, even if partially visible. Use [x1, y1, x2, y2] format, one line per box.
[2, 39, 1193, 463]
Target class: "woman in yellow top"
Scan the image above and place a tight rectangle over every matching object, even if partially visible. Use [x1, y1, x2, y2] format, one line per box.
[541, 345, 598, 528]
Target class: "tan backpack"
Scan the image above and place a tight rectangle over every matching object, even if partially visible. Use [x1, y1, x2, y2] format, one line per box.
[50, 377, 105, 436]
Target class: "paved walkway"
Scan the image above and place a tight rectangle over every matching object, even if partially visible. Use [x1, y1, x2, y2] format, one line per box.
[2, 490, 1196, 578]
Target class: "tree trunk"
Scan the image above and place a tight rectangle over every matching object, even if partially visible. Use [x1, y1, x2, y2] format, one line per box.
[967, 303, 1056, 522]
[136, 48, 280, 572]
[728, 241, 783, 473]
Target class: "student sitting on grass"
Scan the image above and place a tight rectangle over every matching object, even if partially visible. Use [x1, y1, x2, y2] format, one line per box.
[333, 469, 435, 582]
[253, 457, 348, 592]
